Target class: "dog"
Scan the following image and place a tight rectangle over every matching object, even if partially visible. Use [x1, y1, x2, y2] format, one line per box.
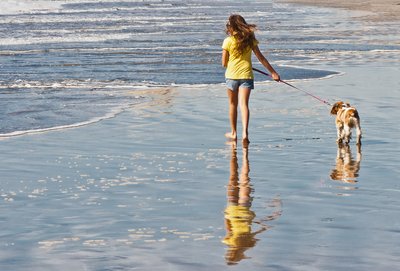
[330, 101, 362, 145]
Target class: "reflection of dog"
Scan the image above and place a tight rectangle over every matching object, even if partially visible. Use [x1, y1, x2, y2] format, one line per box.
[330, 144, 362, 184]
[330, 101, 362, 145]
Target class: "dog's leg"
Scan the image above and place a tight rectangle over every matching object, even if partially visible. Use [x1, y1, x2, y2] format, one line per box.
[356, 143, 362, 163]
[336, 124, 344, 144]
[355, 121, 362, 145]
[343, 144, 351, 164]
[343, 125, 351, 144]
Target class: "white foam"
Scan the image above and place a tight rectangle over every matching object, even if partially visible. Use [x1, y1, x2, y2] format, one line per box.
[0, 0, 63, 15]
[0, 78, 166, 90]
[0, 33, 135, 46]
[0, 1, 210, 46]
[0, 0, 165, 15]
[0, 104, 128, 139]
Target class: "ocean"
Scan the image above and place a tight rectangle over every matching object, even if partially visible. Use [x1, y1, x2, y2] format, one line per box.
[1, 1, 400, 270]
[4, 0, 397, 137]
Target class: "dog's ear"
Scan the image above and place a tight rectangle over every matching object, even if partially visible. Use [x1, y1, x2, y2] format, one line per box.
[345, 102, 351, 107]
[330, 102, 340, 115]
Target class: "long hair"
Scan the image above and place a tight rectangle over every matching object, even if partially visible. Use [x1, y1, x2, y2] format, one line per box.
[225, 14, 258, 54]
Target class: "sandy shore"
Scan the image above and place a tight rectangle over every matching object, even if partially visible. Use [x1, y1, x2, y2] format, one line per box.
[1, 2, 400, 269]
[277, 0, 400, 21]
[1, 58, 400, 269]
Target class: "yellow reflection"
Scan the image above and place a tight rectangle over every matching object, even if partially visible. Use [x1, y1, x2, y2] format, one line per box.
[330, 143, 362, 185]
[222, 142, 281, 265]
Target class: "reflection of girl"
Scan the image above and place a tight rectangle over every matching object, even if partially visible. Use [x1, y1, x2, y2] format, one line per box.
[223, 145, 281, 265]
[223, 205, 260, 264]
[223, 146, 257, 264]
[222, 14, 280, 143]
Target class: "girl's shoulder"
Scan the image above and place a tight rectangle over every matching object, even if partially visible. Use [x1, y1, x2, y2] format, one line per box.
[224, 36, 235, 42]
[223, 36, 237, 45]
[222, 36, 235, 50]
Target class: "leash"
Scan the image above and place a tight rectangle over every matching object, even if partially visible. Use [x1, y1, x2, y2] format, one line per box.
[252, 67, 332, 106]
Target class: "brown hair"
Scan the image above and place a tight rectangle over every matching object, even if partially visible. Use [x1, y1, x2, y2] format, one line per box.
[225, 14, 258, 54]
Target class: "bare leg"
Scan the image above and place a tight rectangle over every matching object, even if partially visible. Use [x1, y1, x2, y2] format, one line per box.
[238, 146, 251, 206]
[238, 87, 251, 143]
[226, 89, 238, 140]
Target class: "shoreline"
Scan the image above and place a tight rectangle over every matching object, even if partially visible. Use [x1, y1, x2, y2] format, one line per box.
[276, 0, 400, 21]
[1, 1, 400, 270]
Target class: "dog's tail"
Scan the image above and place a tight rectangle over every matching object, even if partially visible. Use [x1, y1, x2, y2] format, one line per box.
[350, 109, 359, 119]
[348, 108, 360, 128]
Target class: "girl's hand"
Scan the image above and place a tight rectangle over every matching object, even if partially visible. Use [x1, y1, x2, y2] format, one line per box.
[272, 72, 280, 82]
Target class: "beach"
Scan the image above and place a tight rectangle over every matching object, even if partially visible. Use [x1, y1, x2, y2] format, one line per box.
[2, 63, 399, 270]
[1, 1, 400, 270]
[277, 0, 400, 21]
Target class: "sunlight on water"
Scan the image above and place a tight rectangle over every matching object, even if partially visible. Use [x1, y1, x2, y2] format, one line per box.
[0, 0, 399, 270]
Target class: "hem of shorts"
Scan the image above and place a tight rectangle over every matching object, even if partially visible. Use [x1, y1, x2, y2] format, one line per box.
[225, 77, 254, 80]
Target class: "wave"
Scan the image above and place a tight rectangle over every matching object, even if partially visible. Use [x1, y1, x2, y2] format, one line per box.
[0, 44, 211, 56]
[0, 78, 158, 139]
[0, 103, 131, 139]
[0, 78, 172, 90]
[0, 0, 63, 15]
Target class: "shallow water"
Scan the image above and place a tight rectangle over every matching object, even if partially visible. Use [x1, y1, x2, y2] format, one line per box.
[1, 0, 400, 270]
[3, 0, 399, 136]
[1, 75, 399, 270]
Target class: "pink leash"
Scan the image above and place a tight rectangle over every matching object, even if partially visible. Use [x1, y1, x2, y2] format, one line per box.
[252, 67, 332, 106]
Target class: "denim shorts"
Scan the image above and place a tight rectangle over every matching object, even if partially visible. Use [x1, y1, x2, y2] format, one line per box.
[226, 79, 254, 91]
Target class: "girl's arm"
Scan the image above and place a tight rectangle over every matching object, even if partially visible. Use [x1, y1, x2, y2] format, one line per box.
[222, 49, 229, 67]
[252, 45, 280, 81]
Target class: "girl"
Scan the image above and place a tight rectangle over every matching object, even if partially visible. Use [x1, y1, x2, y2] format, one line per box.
[222, 14, 280, 144]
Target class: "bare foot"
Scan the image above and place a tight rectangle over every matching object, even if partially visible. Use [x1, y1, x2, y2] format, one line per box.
[225, 132, 237, 141]
[225, 139, 237, 148]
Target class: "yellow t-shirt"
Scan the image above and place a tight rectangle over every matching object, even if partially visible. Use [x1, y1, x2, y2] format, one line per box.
[222, 205, 256, 247]
[222, 36, 258, 79]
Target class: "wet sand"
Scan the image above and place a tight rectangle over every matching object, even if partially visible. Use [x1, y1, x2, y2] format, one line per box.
[1, 57, 399, 269]
[277, 0, 400, 21]
[1, 2, 400, 270]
